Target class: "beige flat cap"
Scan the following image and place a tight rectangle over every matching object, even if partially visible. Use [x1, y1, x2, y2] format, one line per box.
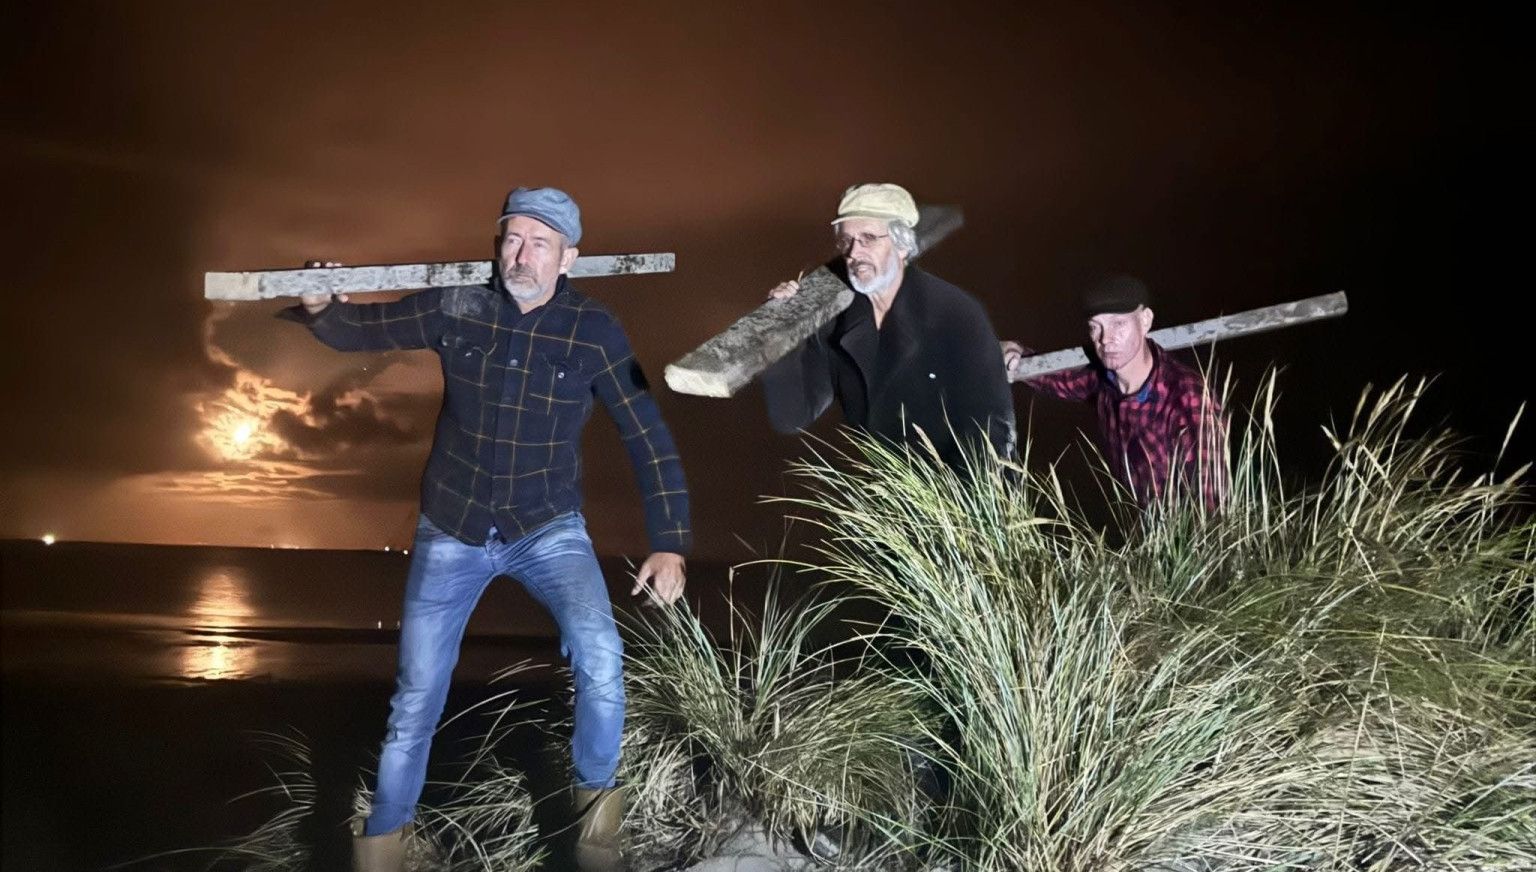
[831, 183, 920, 227]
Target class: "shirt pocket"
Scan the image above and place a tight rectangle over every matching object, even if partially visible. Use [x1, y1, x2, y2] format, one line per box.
[530, 351, 590, 410]
[439, 334, 491, 387]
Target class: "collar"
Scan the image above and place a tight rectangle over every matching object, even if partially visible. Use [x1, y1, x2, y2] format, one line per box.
[1102, 341, 1163, 403]
[493, 274, 571, 313]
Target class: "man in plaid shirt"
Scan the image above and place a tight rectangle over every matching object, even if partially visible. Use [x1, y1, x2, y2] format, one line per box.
[282, 187, 687, 872]
[1002, 276, 1228, 512]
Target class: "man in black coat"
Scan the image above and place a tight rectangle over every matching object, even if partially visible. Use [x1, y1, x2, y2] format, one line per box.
[760, 183, 1015, 469]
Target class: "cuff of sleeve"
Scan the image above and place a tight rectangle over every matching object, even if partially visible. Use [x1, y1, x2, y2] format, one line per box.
[274, 304, 319, 325]
[275, 302, 347, 327]
[648, 530, 692, 558]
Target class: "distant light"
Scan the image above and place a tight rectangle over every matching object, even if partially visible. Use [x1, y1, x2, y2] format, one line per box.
[402, 549, 410, 556]
[41, 533, 56, 545]
[384, 545, 391, 552]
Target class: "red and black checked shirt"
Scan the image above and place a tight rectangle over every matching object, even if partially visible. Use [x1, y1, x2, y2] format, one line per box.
[280, 277, 691, 553]
[1027, 341, 1228, 511]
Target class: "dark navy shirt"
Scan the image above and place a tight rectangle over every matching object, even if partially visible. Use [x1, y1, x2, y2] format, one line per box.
[281, 276, 691, 553]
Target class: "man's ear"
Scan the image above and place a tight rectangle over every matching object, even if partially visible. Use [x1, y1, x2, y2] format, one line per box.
[1139, 306, 1155, 332]
[559, 246, 580, 275]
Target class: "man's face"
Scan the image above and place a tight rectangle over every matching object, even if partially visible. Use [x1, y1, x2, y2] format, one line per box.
[497, 215, 577, 305]
[835, 217, 905, 296]
[1088, 307, 1154, 372]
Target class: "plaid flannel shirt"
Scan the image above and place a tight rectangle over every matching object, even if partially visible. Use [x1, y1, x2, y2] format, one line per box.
[279, 277, 691, 553]
[1027, 341, 1228, 511]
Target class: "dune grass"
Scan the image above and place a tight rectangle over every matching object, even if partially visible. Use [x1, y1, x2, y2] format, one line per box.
[197, 375, 1531, 871]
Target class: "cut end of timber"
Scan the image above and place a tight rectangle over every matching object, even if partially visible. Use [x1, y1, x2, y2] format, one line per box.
[663, 364, 736, 398]
[204, 272, 261, 301]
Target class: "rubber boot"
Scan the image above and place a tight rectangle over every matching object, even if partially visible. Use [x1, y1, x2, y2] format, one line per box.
[573, 785, 626, 872]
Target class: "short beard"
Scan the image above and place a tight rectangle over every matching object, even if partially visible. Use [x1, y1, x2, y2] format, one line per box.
[508, 285, 547, 304]
[502, 267, 546, 301]
[849, 249, 903, 297]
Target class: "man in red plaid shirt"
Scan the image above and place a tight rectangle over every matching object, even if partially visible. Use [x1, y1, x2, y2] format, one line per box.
[1002, 276, 1228, 511]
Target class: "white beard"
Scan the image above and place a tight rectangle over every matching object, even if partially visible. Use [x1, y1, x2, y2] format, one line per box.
[507, 282, 544, 304]
[849, 249, 903, 296]
[502, 268, 544, 302]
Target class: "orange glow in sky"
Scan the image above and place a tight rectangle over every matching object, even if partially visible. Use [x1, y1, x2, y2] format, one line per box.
[207, 412, 264, 461]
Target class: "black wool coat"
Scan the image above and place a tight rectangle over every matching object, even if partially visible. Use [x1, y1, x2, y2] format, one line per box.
[761, 265, 1016, 468]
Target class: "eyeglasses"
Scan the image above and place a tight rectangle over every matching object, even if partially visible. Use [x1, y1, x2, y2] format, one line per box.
[835, 233, 890, 255]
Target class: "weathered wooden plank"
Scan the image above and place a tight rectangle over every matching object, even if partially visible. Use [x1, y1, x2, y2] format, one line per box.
[663, 266, 855, 399]
[663, 205, 963, 398]
[1008, 291, 1349, 380]
[910, 204, 963, 257]
[204, 253, 675, 301]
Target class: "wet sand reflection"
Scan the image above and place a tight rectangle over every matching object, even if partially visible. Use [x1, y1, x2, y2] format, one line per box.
[180, 568, 258, 680]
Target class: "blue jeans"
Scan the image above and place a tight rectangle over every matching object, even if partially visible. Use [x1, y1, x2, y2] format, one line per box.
[364, 512, 624, 835]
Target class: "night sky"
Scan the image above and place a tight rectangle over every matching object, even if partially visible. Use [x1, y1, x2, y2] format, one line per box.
[1, 2, 1525, 557]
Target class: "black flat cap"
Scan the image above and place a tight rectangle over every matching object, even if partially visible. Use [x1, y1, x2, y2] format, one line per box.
[1082, 274, 1150, 316]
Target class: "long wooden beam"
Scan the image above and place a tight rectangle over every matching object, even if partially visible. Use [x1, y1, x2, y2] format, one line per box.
[1008, 291, 1349, 380]
[204, 253, 675, 301]
[663, 205, 963, 398]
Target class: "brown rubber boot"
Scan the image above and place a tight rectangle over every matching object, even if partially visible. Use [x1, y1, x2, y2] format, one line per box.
[573, 785, 627, 872]
[351, 818, 413, 872]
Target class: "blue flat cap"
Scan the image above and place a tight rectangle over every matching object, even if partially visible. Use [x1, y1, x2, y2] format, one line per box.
[499, 186, 582, 245]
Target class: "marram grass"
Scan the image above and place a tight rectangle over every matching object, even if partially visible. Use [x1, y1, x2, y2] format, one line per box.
[619, 578, 934, 869]
[189, 376, 1530, 871]
[743, 375, 1533, 870]
[194, 730, 544, 871]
